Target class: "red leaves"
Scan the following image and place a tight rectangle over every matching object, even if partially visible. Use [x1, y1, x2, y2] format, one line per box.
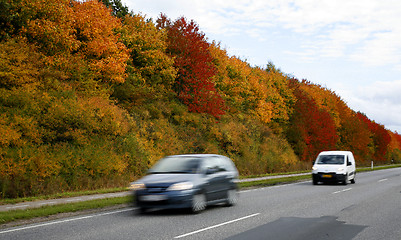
[287, 78, 393, 163]
[157, 14, 225, 119]
[287, 78, 338, 162]
[357, 112, 391, 162]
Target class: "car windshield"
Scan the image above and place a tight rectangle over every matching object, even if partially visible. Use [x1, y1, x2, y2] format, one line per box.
[316, 155, 345, 165]
[148, 156, 201, 174]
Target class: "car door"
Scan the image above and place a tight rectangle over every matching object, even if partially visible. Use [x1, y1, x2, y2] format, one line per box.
[202, 157, 225, 201]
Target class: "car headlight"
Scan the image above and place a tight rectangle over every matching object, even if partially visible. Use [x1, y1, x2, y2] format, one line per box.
[129, 182, 145, 191]
[312, 167, 317, 171]
[167, 182, 193, 191]
[337, 168, 345, 172]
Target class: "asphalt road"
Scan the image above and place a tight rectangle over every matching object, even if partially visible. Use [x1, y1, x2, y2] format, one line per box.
[1, 168, 400, 240]
[0, 172, 310, 212]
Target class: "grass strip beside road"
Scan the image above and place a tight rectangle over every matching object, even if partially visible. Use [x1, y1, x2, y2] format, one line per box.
[239, 175, 310, 188]
[0, 196, 132, 225]
[0, 187, 128, 205]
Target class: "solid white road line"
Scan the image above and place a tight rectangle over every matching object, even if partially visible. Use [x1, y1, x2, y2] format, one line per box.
[0, 208, 134, 235]
[174, 213, 260, 239]
[332, 188, 352, 194]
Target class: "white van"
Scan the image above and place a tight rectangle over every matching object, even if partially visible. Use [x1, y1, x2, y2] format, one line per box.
[312, 151, 356, 185]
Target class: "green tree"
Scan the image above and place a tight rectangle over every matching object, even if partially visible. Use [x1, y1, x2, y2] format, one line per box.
[99, 0, 130, 18]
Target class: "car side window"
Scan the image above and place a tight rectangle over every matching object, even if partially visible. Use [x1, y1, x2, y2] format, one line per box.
[216, 157, 228, 172]
[221, 157, 235, 171]
[203, 158, 217, 173]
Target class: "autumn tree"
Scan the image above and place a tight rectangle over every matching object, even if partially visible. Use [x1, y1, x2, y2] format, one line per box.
[388, 132, 401, 163]
[209, 44, 294, 128]
[297, 79, 342, 128]
[156, 14, 225, 118]
[336, 109, 373, 163]
[72, 0, 129, 84]
[357, 112, 391, 162]
[286, 78, 338, 162]
[13, 0, 129, 86]
[113, 13, 177, 108]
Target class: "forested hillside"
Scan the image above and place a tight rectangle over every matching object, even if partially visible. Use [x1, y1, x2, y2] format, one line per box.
[1, 0, 400, 198]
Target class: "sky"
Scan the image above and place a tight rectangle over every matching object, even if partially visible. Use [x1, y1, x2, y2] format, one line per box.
[123, 0, 401, 133]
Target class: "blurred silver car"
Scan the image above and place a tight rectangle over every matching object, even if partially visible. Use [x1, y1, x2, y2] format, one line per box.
[130, 154, 239, 214]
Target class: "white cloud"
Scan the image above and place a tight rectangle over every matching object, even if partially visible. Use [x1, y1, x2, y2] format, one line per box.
[160, 0, 401, 70]
[338, 80, 401, 133]
[350, 31, 401, 67]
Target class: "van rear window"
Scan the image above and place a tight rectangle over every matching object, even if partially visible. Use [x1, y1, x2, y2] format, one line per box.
[316, 155, 345, 164]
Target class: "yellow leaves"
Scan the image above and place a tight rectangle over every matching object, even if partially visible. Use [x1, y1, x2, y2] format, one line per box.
[121, 14, 176, 86]
[0, 115, 21, 146]
[40, 95, 132, 144]
[72, 0, 129, 84]
[0, 155, 26, 181]
[84, 96, 131, 136]
[255, 100, 274, 124]
[210, 43, 294, 127]
[23, 0, 80, 55]
[0, 145, 61, 196]
[20, 0, 129, 84]
[0, 39, 41, 89]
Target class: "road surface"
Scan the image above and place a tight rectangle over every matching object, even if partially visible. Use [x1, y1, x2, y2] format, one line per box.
[1, 168, 400, 240]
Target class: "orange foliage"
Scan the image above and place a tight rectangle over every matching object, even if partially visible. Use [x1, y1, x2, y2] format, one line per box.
[0, 39, 41, 89]
[388, 131, 401, 160]
[209, 43, 294, 126]
[0, 114, 21, 146]
[73, 0, 129, 84]
[298, 80, 342, 128]
[21, 0, 129, 84]
[22, 0, 80, 55]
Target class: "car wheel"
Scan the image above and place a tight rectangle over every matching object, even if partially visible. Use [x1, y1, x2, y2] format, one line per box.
[350, 176, 355, 184]
[191, 193, 206, 213]
[313, 179, 318, 185]
[225, 189, 238, 206]
[137, 207, 147, 215]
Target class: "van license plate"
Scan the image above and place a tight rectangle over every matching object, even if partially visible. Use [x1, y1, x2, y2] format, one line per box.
[322, 174, 332, 178]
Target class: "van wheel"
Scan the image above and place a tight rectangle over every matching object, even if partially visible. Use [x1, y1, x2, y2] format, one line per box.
[342, 175, 348, 185]
[350, 177, 355, 184]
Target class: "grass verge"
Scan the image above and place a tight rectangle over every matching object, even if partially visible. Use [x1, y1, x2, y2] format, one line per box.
[356, 163, 401, 172]
[0, 187, 128, 205]
[239, 175, 310, 188]
[0, 196, 132, 225]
